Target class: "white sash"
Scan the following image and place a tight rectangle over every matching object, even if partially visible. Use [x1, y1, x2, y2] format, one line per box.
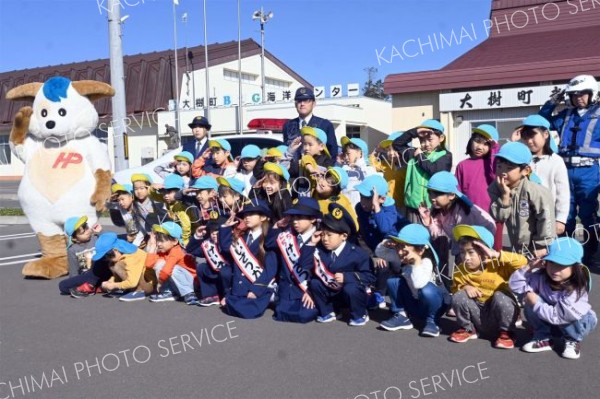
[276, 231, 309, 293]
[200, 240, 228, 272]
[230, 236, 263, 283]
[313, 251, 342, 291]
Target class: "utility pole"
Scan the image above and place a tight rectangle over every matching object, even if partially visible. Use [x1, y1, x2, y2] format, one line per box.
[107, 0, 129, 171]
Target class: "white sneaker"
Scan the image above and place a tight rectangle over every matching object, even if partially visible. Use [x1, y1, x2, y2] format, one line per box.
[561, 340, 581, 360]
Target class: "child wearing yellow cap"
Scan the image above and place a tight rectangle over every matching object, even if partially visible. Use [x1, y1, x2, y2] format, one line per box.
[287, 126, 334, 184]
[154, 151, 195, 189]
[370, 132, 407, 214]
[251, 162, 293, 222]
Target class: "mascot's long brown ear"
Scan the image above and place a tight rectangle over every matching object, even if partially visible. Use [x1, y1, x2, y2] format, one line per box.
[6, 82, 43, 101]
[71, 80, 115, 102]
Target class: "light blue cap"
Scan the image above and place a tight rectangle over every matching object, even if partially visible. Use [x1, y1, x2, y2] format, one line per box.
[472, 124, 499, 142]
[240, 144, 262, 159]
[544, 237, 583, 266]
[418, 119, 445, 134]
[217, 176, 245, 195]
[355, 175, 389, 198]
[341, 137, 369, 162]
[174, 151, 194, 164]
[388, 224, 439, 266]
[153, 221, 184, 246]
[453, 224, 494, 249]
[92, 232, 137, 261]
[427, 171, 473, 207]
[521, 115, 551, 130]
[496, 142, 533, 165]
[190, 176, 218, 191]
[163, 174, 184, 190]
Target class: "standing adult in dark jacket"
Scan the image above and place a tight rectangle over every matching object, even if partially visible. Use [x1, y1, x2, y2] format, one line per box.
[183, 115, 218, 174]
[282, 87, 339, 160]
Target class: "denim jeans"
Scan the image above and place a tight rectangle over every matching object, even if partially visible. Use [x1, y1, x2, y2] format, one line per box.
[153, 260, 195, 296]
[387, 277, 446, 322]
[524, 304, 597, 342]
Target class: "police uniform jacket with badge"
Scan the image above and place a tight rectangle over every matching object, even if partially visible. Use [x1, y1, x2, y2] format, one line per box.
[283, 116, 338, 160]
[218, 225, 278, 298]
[298, 240, 374, 288]
[539, 101, 600, 160]
[488, 177, 556, 251]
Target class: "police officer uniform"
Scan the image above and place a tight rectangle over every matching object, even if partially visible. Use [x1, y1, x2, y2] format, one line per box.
[282, 87, 339, 160]
[303, 204, 375, 322]
[218, 200, 277, 319]
[269, 198, 322, 323]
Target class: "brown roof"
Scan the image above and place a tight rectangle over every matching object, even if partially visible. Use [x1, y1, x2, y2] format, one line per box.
[385, 0, 600, 95]
[0, 39, 311, 126]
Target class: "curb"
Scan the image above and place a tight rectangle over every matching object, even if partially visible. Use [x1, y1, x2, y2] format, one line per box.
[0, 217, 114, 226]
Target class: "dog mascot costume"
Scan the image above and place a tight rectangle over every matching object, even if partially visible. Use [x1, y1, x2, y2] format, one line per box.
[6, 77, 114, 279]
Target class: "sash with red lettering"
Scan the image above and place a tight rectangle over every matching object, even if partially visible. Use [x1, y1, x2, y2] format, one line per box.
[313, 251, 342, 291]
[276, 231, 309, 292]
[200, 240, 228, 272]
[230, 237, 263, 283]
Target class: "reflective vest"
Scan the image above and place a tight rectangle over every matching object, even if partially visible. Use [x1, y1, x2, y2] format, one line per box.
[559, 104, 600, 158]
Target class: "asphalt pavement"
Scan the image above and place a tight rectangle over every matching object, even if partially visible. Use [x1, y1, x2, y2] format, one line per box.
[1, 223, 600, 399]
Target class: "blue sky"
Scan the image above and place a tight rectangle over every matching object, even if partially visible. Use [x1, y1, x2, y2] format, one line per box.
[0, 0, 492, 88]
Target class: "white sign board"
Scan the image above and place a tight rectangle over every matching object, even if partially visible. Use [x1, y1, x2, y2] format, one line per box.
[330, 84, 343, 98]
[347, 83, 360, 97]
[439, 84, 566, 112]
[314, 86, 325, 99]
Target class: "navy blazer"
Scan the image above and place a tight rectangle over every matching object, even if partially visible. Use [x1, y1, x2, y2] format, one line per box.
[298, 242, 375, 287]
[182, 139, 220, 174]
[218, 226, 277, 297]
[282, 115, 338, 159]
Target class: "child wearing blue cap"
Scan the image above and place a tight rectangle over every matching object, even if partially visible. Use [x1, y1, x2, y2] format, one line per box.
[268, 197, 323, 323]
[455, 124, 499, 214]
[93, 232, 154, 302]
[58, 216, 111, 298]
[186, 175, 221, 226]
[110, 183, 145, 247]
[218, 199, 277, 319]
[145, 222, 199, 305]
[449, 225, 528, 349]
[154, 151, 194, 188]
[392, 119, 453, 223]
[354, 175, 409, 309]
[338, 137, 377, 208]
[371, 132, 407, 212]
[303, 203, 375, 326]
[192, 139, 237, 179]
[130, 173, 169, 240]
[287, 126, 334, 182]
[380, 224, 448, 337]
[509, 237, 596, 359]
[251, 162, 293, 222]
[419, 171, 496, 287]
[488, 142, 556, 258]
[217, 177, 247, 220]
[158, 174, 194, 246]
[235, 144, 263, 197]
[512, 115, 570, 236]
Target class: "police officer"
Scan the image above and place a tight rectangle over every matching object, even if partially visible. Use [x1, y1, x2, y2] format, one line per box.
[183, 116, 212, 159]
[539, 74, 600, 263]
[282, 87, 339, 160]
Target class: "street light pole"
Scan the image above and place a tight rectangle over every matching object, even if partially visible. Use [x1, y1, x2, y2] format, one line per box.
[107, 0, 129, 171]
[252, 7, 273, 104]
[203, 0, 210, 134]
[172, 0, 181, 142]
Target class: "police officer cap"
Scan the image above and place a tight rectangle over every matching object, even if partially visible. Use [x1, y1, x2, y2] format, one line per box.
[294, 87, 315, 101]
[188, 116, 212, 130]
[321, 203, 356, 236]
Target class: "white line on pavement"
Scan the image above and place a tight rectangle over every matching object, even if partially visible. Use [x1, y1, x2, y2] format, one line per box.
[0, 258, 37, 267]
[0, 252, 41, 261]
[0, 234, 36, 241]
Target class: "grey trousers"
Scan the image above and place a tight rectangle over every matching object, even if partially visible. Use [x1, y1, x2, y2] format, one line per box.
[452, 290, 518, 334]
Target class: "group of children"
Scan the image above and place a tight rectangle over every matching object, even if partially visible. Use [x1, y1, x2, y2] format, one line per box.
[57, 114, 596, 360]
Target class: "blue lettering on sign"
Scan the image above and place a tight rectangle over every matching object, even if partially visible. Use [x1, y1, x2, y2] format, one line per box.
[252, 93, 261, 103]
[223, 96, 231, 106]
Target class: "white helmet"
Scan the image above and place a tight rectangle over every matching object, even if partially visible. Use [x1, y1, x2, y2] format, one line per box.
[565, 75, 598, 106]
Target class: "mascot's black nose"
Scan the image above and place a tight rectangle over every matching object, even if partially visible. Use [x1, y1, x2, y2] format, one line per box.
[46, 120, 56, 129]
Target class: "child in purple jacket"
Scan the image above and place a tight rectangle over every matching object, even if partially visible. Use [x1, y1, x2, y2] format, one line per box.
[509, 237, 596, 360]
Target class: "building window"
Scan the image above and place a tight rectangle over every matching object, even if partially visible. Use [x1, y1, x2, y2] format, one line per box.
[223, 69, 257, 84]
[265, 77, 291, 91]
[0, 134, 11, 165]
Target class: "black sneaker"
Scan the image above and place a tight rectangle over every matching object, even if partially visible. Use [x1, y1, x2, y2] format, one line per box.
[70, 288, 92, 298]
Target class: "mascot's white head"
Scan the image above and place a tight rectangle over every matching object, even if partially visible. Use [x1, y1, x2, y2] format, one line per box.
[7, 77, 115, 143]
[30, 77, 98, 142]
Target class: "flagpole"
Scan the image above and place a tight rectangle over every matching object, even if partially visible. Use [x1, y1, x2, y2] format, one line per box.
[237, 0, 243, 135]
[172, 0, 181, 141]
[203, 0, 211, 139]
